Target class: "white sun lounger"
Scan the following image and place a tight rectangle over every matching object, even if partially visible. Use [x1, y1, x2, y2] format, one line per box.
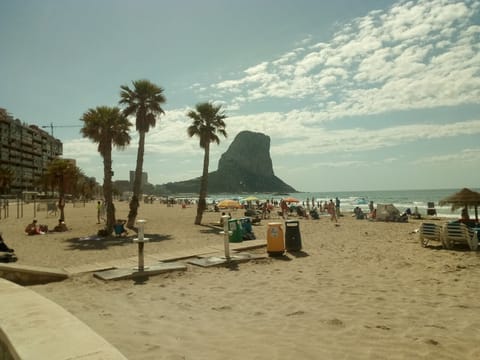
[419, 222, 442, 247]
[442, 222, 477, 251]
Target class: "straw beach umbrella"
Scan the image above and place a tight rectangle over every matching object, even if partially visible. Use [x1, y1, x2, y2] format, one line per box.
[439, 188, 480, 221]
[217, 199, 242, 209]
[242, 196, 259, 202]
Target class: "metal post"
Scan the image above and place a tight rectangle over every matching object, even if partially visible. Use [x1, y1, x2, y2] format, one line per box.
[222, 215, 231, 260]
[138, 242, 144, 271]
[134, 219, 149, 272]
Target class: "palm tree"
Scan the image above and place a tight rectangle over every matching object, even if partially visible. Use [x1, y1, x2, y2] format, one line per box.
[44, 159, 81, 221]
[80, 106, 131, 234]
[0, 166, 14, 195]
[119, 79, 166, 228]
[187, 102, 227, 225]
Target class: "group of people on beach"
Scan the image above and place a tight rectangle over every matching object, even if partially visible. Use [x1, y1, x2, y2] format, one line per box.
[24, 218, 69, 235]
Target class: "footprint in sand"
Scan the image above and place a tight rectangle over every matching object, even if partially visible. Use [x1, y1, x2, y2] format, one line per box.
[327, 318, 344, 327]
[286, 310, 305, 316]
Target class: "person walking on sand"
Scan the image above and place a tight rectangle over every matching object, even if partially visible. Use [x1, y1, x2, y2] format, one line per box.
[335, 197, 341, 217]
[280, 199, 289, 219]
[328, 199, 337, 222]
[369, 201, 374, 214]
[96, 200, 104, 224]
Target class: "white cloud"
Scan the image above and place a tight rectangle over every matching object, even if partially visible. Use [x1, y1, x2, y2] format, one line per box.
[223, 110, 480, 157]
[413, 148, 480, 164]
[208, 0, 480, 121]
[63, 138, 98, 160]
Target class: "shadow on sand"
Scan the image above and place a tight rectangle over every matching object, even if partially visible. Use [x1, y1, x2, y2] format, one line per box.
[65, 233, 173, 251]
[198, 224, 224, 234]
[287, 250, 310, 258]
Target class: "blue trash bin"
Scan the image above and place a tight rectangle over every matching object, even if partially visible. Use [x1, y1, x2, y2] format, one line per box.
[240, 217, 253, 234]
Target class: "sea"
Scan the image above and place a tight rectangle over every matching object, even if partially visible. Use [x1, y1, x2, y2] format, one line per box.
[203, 188, 480, 219]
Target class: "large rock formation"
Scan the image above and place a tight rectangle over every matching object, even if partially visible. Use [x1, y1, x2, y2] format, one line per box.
[159, 131, 296, 194]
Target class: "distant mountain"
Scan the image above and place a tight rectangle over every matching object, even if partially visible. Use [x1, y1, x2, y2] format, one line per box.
[158, 131, 297, 194]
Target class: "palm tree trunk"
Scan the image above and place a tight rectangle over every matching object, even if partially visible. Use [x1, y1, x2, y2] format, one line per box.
[103, 149, 116, 234]
[58, 176, 65, 221]
[195, 144, 210, 225]
[127, 130, 146, 228]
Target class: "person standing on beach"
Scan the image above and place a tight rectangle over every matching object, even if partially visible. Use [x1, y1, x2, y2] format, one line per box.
[328, 199, 337, 222]
[262, 201, 269, 219]
[280, 199, 289, 219]
[97, 201, 104, 224]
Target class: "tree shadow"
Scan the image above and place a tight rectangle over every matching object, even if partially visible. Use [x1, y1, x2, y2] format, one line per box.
[65, 233, 173, 251]
[199, 225, 224, 235]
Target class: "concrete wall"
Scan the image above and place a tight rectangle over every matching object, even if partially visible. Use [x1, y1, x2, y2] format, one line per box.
[0, 279, 127, 360]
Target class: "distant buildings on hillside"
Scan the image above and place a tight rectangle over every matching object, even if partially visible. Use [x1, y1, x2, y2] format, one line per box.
[114, 171, 151, 196]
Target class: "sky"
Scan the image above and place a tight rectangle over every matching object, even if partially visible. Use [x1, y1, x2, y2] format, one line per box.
[1, 0, 479, 192]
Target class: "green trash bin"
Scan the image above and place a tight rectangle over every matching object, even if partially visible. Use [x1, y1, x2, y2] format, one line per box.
[228, 219, 243, 243]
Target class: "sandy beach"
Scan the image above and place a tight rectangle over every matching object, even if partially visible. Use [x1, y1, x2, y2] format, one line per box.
[1, 200, 480, 359]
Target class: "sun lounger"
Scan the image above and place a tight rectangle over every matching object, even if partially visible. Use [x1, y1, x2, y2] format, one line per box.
[426, 202, 437, 216]
[442, 222, 477, 250]
[419, 222, 442, 247]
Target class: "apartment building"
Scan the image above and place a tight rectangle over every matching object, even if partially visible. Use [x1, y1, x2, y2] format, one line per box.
[0, 109, 63, 194]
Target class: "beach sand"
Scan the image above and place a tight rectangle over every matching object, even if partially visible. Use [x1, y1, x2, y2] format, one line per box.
[1, 201, 480, 359]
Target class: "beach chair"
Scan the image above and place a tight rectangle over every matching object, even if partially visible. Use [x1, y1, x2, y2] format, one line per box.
[426, 202, 437, 216]
[442, 222, 477, 250]
[419, 222, 442, 247]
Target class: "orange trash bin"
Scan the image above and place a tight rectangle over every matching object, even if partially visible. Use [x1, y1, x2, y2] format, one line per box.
[267, 222, 284, 256]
